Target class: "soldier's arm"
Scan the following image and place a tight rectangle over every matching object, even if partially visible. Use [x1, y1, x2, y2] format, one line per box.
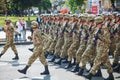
[99, 31, 111, 44]
[42, 33, 53, 41]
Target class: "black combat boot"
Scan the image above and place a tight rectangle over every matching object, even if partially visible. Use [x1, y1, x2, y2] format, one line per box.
[65, 61, 72, 69]
[41, 66, 50, 75]
[71, 64, 79, 72]
[76, 68, 84, 76]
[49, 56, 56, 62]
[55, 58, 62, 65]
[113, 64, 120, 73]
[62, 56, 69, 63]
[104, 73, 114, 80]
[112, 62, 118, 68]
[84, 72, 93, 80]
[45, 51, 49, 58]
[18, 65, 29, 74]
[12, 54, 19, 60]
[28, 48, 34, 52]
[94, 69, 102, 77]
[0, 53, 3, 58]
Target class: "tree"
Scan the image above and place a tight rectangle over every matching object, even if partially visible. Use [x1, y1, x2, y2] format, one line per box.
[66, 0, 84, 13]
[38, 0, 52, 14]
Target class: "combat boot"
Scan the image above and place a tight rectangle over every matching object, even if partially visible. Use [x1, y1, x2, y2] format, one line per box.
[18, 65, 29, 74]
[49, 56, 56, 62]
[62, 56, 69, 63]
[55, 58, 62, 65]
[104, 73, 114, 80]
[12, 54, 19, 60]
[65, 61, 72, 69]
[45, 51, 49, 58]
[84, 72, 93, 80]
[0, 53, 3, 58]
[76, 68, 84, 76]
[28, 48, 34, 52]
[41, 66, 49, 75]
[113, 64, 120, 73]
[94, 69, 102, 77]
[71, 64, 79, 72]
[112, 62, 118, 68]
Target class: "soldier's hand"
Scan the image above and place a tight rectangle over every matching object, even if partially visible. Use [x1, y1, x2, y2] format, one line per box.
[28, 36, 32, 40]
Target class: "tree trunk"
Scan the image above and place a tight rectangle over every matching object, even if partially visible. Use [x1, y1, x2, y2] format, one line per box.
[28, 7, 30, 21]
[39, 7, 41, 15]
[111, 0, 115, 9]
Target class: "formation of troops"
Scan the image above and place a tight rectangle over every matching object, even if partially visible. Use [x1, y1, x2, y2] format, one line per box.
[0, 12, 120, 80]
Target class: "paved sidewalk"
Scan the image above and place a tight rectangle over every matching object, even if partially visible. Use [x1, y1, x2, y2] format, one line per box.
[0, 30, 32, 45]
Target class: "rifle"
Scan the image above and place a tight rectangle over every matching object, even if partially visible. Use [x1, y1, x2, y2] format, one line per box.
[60, 22, 68, 37]
[93, 27, 102, 46]
[78, 25, 83, 41]
[69, 23, 77, 37]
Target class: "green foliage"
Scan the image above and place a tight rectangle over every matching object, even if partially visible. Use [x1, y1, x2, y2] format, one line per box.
[66, 0, 84, 13]
[0, 16, 37, 27]
[38, 0, 52, 12]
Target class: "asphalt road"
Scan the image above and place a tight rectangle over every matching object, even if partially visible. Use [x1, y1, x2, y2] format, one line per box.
[0, 44, 120, 80]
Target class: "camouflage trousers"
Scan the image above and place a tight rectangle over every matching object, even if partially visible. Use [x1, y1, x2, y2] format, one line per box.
[60, 37, 72, 58]
[54, 37, 64, 56]
[47, 40, 57, 52]
[43, 40, 52, 52]
[81, 44, 96, 68]
[113, 42, 120, 64]
[68, 40, 80, 61]
[1, 37, 18, 54]
[109, 41, 116, 55]
[76, 42, 86, 64]
[27, 45, 48, 66]
[90, 44, 113, 75]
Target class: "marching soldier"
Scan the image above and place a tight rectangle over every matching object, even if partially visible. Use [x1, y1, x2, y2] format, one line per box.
[112, 14, 120, 73]
[0, 18, 19, 60]
[18, 21, 49, 75]
[74, 14, 96, 74]
[54, 16, 72, 64]
[74, 14, 88, 74]
[84, 16, 114, 80]
[65, 15, 80, 69]
[49, 15, 63, 62]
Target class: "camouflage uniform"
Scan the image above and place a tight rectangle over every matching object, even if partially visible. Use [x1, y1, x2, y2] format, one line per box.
[112, 22, 120, 65]
[0, 19, 19, 60]
[18, 21, 49, 75]
[80, 15, 96, 69]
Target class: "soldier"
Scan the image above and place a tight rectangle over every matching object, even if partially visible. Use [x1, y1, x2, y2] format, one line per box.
[74, 14, 96, 74]
[112, 14, 120, 73]
[74, 14, 88, 74]
[49, 14, 63, 62]
[55, 14, 75, 65]
[103, 14, 116, 58]
[0, 18, 19, 60]
[84, 16, 114, 80]
[65, 15, 80, 69]
[18, 21, 49, 75]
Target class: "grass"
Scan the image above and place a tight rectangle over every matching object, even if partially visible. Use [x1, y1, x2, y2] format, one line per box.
[0, 16, 37, 27]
